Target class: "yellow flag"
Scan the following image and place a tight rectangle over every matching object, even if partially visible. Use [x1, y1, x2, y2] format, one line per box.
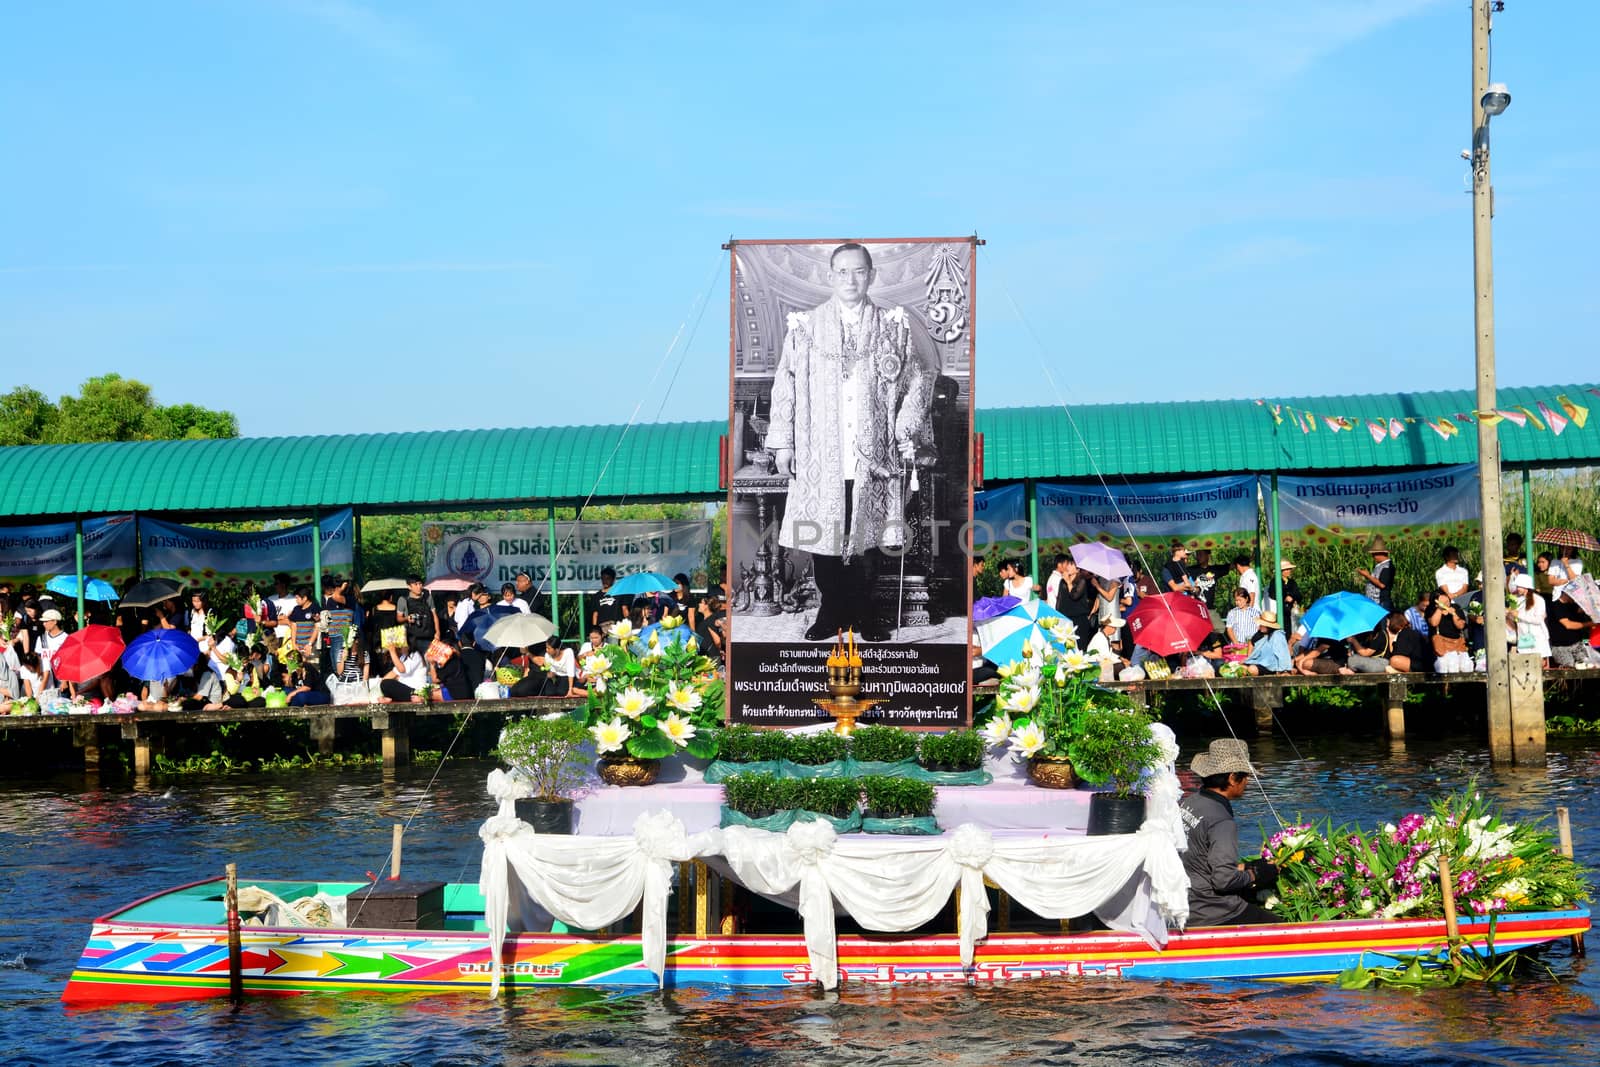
[1557, 394, 1590, 429]
[1475, 410, 1504, 426]
[1517, 405, 1546, 431]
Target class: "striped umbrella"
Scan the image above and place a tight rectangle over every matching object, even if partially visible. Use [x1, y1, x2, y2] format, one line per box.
[976, 599, 1077, 665]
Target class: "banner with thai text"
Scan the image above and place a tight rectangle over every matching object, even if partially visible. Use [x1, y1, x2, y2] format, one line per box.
[971, 483, 1028, 550]
[141, 510, 354, 585]
[0, 515, 138, 588]
[1034, 476, 1260, 562]
[1274, 464, 1480, 548]
[422, 520, 713, 590]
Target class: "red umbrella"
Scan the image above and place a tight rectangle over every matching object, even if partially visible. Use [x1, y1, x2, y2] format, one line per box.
[1125, 593, 1214, 655]
[1534, 527, 1600, 552]
[51, 624, 126, 683]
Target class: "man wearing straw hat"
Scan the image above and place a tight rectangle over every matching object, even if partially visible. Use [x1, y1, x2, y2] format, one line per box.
[1180, 739, 1278, 926]
[1356, 536, 1395, 611]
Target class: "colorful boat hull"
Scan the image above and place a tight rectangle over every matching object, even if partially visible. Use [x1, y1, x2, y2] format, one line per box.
[61, 881, 1591, 1003]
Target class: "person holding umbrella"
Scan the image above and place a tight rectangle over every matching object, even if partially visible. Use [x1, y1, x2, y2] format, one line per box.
[1549, 584, 1600, 668]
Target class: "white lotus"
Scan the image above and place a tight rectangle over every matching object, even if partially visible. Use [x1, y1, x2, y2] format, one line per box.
[980, 713, 1013, 748]
[590, 717, 631, 755]
[1063, 649, 1093, 673]
[1001, 685, 1040, 715]
[659, 712, 697, 747]
[666, 681, 703, 714]
[1007, 721, 1047, 760]
[610, 620, 635, 642]
[582, 653, 612, 677]
[614, 686, 655, 719]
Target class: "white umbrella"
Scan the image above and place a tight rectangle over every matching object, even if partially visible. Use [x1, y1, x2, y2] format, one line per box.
[975, 599, 1077, 664]
[360, 577, 410, 594]
[484, 613, 557, 650]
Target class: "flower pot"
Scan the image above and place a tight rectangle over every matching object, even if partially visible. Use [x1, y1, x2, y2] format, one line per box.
[514, 797, 574, 834]
[1086, 792, 1146, 836]
[598, 755, 661, 787]
[1027, 756, 1077, 789]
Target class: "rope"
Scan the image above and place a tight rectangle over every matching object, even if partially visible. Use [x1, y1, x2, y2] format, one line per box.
[982, 247, 1288, 828]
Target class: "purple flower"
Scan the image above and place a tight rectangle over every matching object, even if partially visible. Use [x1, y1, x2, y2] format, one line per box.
[1456, 870, 1479, 895]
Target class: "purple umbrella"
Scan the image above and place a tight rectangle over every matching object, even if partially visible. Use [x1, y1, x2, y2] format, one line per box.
[1070, 542, 1133, 580]
[973, 595, 1020, 622]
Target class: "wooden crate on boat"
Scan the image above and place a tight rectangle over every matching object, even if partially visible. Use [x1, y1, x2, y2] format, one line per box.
[345, 879, 446, 930]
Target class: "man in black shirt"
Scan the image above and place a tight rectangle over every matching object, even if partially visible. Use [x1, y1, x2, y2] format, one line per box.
[590, 566, 628, 632]
[1162, 545, 1195, 597]
[1385, 612, 1430, 673]
[1191, 549, 1226, 622]
[1549, 586, 1600, 667]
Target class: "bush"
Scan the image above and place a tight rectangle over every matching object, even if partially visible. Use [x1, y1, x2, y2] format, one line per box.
[788, 731, 848, 766]
[849, 725, 918, 763]
[723, 772, 783, 817]
[718, 724, 788, 763]
[797, 777, 860, 818]
[860, 776, 936, 818]
[918, 728, 984, 771]
[497, 715, 590, 800]
[1066, 707, 1162, 798]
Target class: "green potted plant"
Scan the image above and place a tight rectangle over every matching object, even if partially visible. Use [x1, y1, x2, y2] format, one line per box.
[787, 731, 848, 769]
[498, 715, 590, 834]
[917, 729, 984, 773]
[860, 776, 938, 835]
[978, 647, 1120, 789]
[703, 724, 789, 782]
[848, 725, 918, 766]
[795, 777, 862, 832]
[581, 629, 722, 786]
[1067, 705, 1162, 835]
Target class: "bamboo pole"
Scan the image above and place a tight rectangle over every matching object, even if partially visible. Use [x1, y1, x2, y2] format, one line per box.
[225, 863, 243, 1004]
[1437, 853, 1461, 964]
[390, 823, 403, 880]
[1556, 807, 1584, 956]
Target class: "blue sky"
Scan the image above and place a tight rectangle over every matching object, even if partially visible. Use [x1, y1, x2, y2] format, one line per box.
[2, 1, 1595, 438]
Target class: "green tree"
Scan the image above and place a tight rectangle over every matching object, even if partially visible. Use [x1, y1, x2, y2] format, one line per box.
[0, 374, 238, 445]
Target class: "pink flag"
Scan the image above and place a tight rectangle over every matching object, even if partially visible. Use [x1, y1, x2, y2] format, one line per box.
[1367, 420, 1388, 442]
[1323, 415, 1343, 433]
[1427, 419, 1452, 440]
[1538, 401, 1568, 436]
[1496, 408, 1527, 427]
[1389, 418, 1406, 438]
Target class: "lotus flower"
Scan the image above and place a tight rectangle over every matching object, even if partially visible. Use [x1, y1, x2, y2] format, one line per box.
[1000, 685, 1040, 715]
[980, 713, 1013, 748]
[610, 619, 635, 642]
[614, 686, 655, 719]
[582, 653, 612, 677]
[666, 681, 703, 713]
[591, 716, 631, 755]
[1063, 649, 1093, 673]
[661, 614, 683, 629]
[659, 711, 697, 747]
[1007, 721, 1047, 759]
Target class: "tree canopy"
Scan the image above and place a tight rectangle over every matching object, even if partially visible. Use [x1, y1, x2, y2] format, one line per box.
[0, 374, 239, 446]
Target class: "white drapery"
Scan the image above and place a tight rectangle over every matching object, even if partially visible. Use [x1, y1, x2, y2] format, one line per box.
[477, 722, 1190, 995]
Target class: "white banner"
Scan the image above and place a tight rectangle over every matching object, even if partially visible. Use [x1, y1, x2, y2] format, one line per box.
[1274, 464, 1480, 548]
[422, 520, 713, 588]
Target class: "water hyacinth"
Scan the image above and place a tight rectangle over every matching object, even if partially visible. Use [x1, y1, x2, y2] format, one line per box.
[1260, 788, 1590, 924]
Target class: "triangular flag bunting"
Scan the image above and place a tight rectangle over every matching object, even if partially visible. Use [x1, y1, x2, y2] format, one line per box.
[1538, 401, 1568, 436]
[1517, 405, 1546, 431]
[1427, 418, 1452, 440]
[1270, 403, 1283, 426]
[1305, 411, 1317, 433]
[1587, 388, 1600, 400]
[1389, 418, 1406, 438]
[1323, 415, 1343, 433]
[1556, 394, 1589, 429]
[1456, 412, 1477, 424]
[1476, 410, 1504, 426]
[1254, 398, 1266, 407]
[1496, 409, 1527, 427]
[1367, 420, 1389, 443]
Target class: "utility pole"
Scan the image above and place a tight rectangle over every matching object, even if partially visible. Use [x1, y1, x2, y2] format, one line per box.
[1471, 0, 1543, 765]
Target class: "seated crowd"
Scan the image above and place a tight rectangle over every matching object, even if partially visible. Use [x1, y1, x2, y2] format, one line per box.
[0, 566, 728, 711]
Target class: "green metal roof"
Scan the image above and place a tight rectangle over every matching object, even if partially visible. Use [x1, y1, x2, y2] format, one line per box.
[0, 385, 1593, 521]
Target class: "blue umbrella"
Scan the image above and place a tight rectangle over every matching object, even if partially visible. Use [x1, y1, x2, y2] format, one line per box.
[47, 574, 120, 601]
[1301, 592, 1390, 640]
[608, 571, 677, 596]
[975, 599, 1075, 665]
[459, 603, 522, 651]
[121, 629, 202, 681]
[973, 595, 1020, 623]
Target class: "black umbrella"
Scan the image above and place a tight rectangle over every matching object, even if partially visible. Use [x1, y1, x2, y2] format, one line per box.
[118, 578, 184, 609]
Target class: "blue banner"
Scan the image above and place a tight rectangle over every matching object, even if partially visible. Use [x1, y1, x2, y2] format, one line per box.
[1035, 476, 1260, 556]
[141, 509, 354, 585]
[1274, 464, 1479, 548]
[971, 484, 1027, 549]
[0, 515, 138, 587]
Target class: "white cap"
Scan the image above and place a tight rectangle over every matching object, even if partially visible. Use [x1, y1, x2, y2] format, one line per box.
[1510, 573, 1534, 592]
[41, 609, 63, 622]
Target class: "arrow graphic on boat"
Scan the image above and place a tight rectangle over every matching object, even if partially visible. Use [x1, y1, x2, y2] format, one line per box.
[326, 952, 411, 978]
[271, 949, 345, 977]
[143, 945, 228, 973]
[200, 949, 286, 974]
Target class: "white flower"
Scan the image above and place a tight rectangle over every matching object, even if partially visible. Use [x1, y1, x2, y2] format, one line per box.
[614, 686, 655, 719]
[980, 713, 1013, 748]
[582, 653, 612, 677]
[1063, 649, 1093, 673]
[666, 681, 703, 714]
[659, 712, 697, 747]
[1007, 722, 1047, 760]
[590, 716, 631, 755]
[609, 619, 635, 642]
[1359, 899, 1375, 915]
[1000, 685, 1040, 715]
[1057, 618, 1078, 647]
[660, 614, 683, 630]
[1014, 666, 1042, 690]
[1264, 895, 1281, 910]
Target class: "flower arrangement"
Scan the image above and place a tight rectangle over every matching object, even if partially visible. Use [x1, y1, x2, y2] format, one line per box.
[1259, 789, 1590, 923]
[581, 626, 722, 761]
[976, 641, 1132, 762]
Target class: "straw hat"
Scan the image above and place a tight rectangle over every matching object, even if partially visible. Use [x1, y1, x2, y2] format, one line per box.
[1256, 610, 1281, 629]
[1366, 535, 1392, 556]
[1280, 559, 1296, 571]
[1191, 738, 1255, 778]
[1103, 617, 1126, 628]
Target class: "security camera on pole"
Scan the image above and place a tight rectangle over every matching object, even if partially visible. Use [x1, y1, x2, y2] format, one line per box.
[1470, 1, 1543, 765]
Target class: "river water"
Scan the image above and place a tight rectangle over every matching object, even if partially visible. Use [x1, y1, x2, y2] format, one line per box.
[2, 734, 1596, 1066]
